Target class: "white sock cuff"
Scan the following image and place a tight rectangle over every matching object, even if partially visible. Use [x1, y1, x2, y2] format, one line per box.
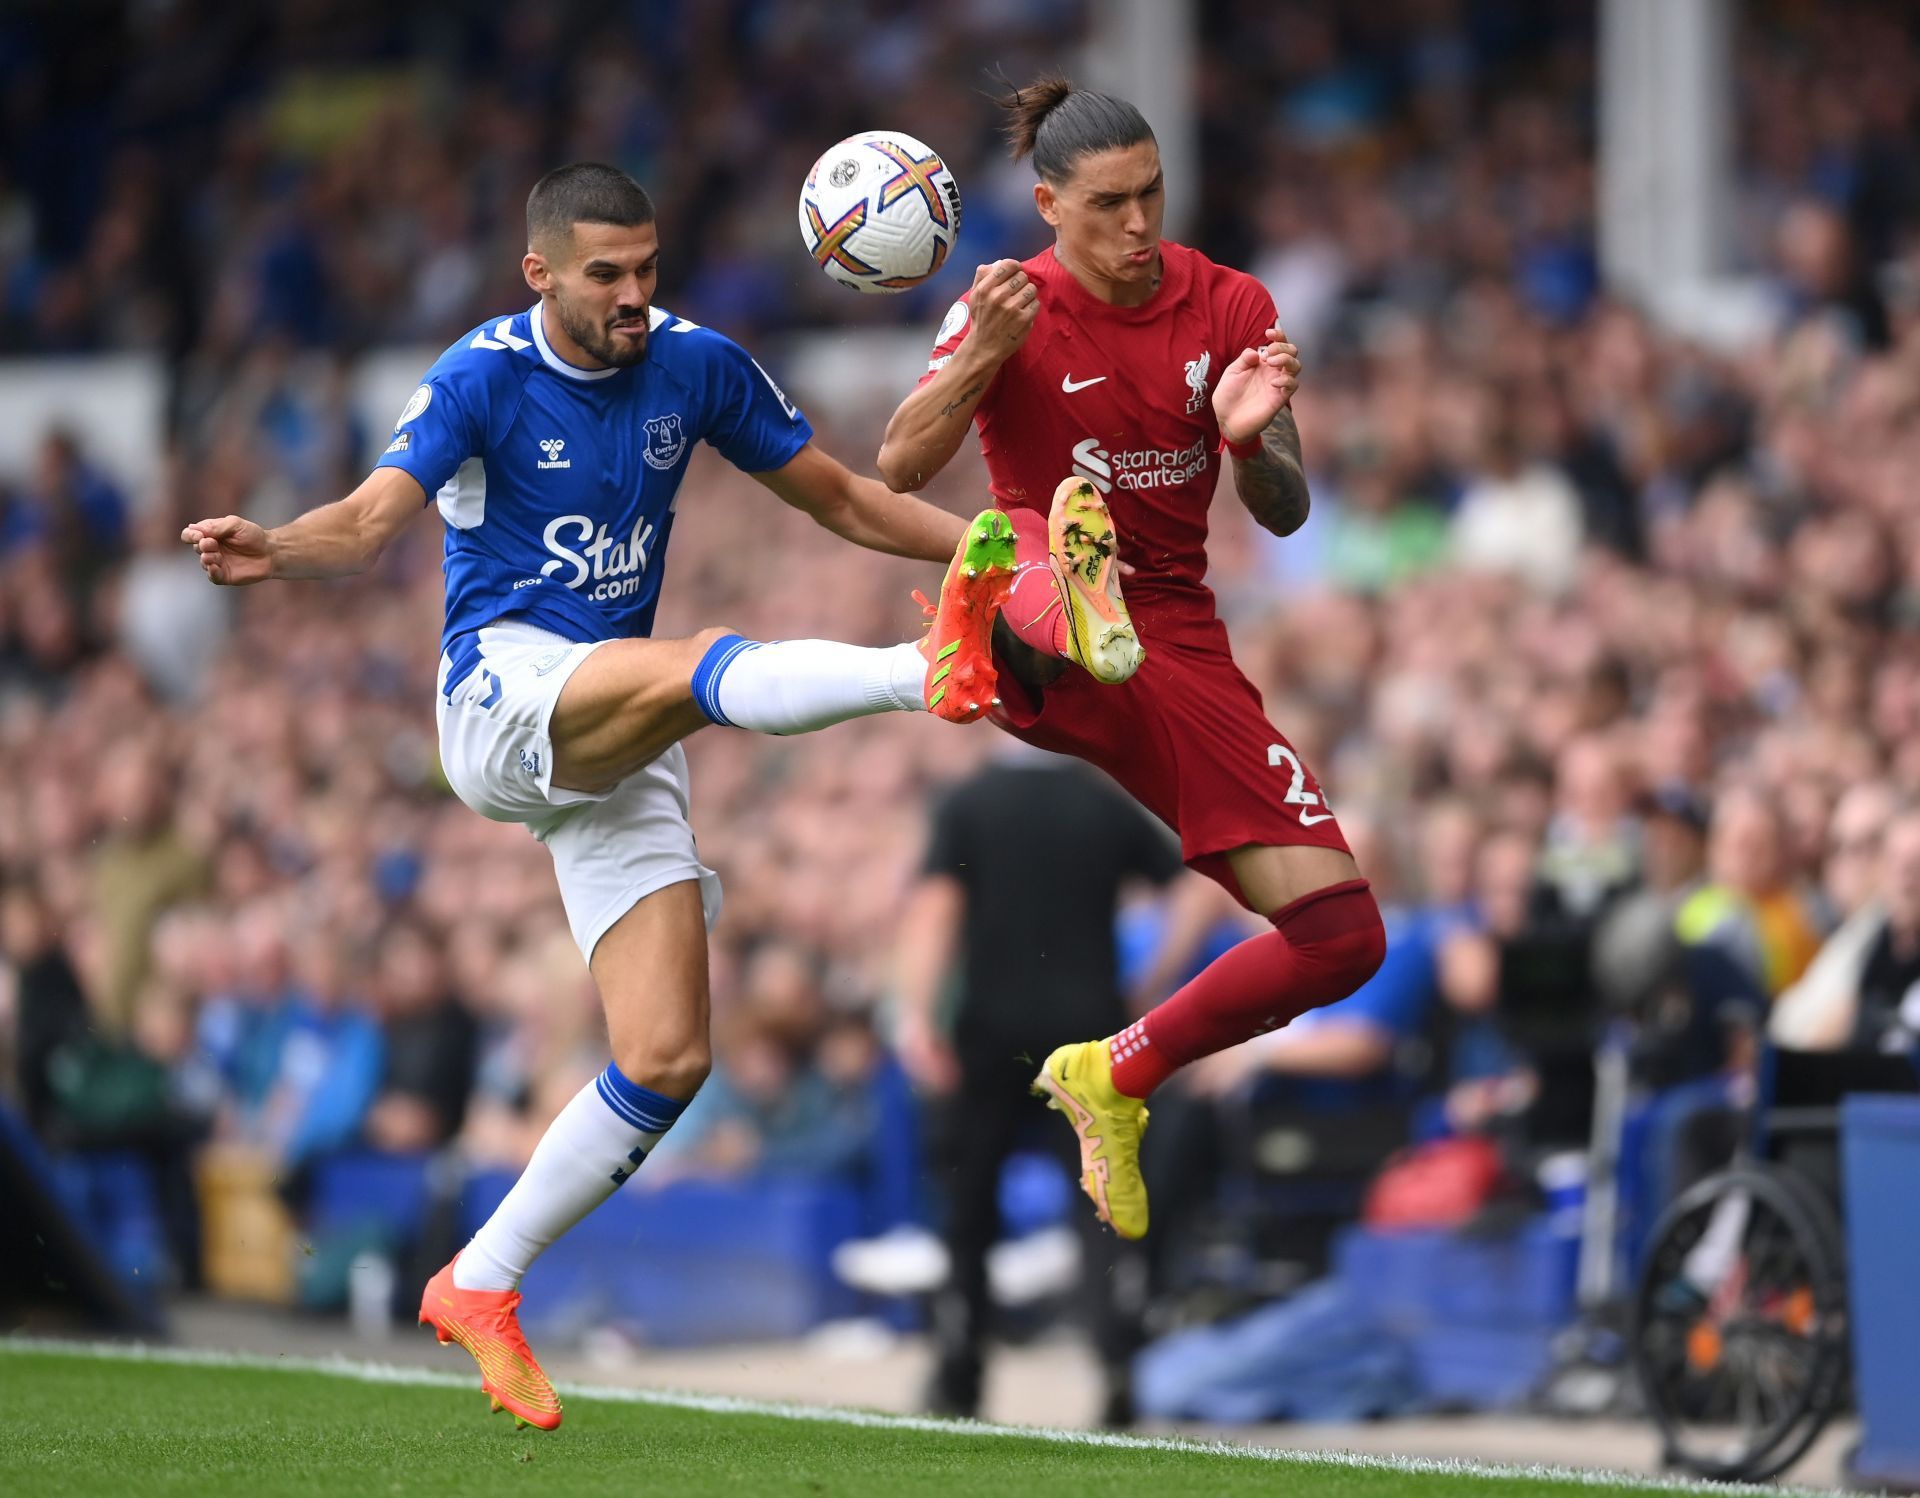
[452, 1067, 689, 1292]
[711, 638, 925, 734]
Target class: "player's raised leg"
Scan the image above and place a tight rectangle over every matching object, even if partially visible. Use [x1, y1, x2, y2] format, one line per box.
[997, 479, 1143, 686]
[1035, 844, 1384, 1239]
[422, 878, 711, 1429]
[548, 508, 1014, 794]
[690, 506, 1012, 733]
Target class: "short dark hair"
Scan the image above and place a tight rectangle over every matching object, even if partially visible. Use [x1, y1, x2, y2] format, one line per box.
[526, 162, 655, 251]
[999, 73, 1154, 184]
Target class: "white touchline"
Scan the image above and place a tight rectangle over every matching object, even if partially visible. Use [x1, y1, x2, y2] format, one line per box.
[0, 1336, 1846, 1498]
[1061, 374, 1107, 393]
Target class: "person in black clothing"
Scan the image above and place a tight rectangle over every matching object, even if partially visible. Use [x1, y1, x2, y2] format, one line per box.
[4, 880, 92, 1135]
[356, 919, 481, 1306]
[366, 921, 480, 1153]
[895, 746, 1183, 1423]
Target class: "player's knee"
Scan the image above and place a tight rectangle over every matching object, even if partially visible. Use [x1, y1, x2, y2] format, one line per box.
[654, 1046, 712, 1102]
[1344, 888, 1388, 986]
[691, 624, 741, 655]
[1273, 879, 1387, 987]
[993, 616, 1067, 688]
[611, 1031, 711, 1102]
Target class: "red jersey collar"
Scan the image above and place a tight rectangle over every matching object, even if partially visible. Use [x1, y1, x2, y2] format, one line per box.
[1036, 240, 1193, 321]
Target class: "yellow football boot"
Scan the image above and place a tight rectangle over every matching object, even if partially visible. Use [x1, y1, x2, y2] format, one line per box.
[1031, 1038, 1150, 1239]
[1048, 477, 1144, 685]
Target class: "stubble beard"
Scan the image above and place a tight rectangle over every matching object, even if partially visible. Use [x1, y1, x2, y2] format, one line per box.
[557, 295, 649, 368]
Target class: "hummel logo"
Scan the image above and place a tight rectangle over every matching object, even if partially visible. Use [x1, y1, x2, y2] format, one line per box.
[537, 438, 571, 470]
[1061, 374, 1107, 393]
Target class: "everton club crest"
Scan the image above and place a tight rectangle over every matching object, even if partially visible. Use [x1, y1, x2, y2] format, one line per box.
[643, 413, 687, 471]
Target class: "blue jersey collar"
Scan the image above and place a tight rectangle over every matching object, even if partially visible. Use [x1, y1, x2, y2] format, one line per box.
[529, 301, 623, 382]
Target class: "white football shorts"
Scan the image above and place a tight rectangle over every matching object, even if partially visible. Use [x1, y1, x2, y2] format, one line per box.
[435, 619, 722, 960]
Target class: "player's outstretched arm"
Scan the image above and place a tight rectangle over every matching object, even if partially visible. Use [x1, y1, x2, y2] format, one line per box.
[1216, 325, 1312, 537]
[181, 466, 427, 585]
[752, 441, 967, 563]
[876, 259, 1037, 493]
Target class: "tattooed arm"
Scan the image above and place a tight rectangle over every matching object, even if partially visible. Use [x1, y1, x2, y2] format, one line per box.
[1232, 407, 1311, 537]
[1214, 325, 1310, 537]
[878, 260, 1037, 492]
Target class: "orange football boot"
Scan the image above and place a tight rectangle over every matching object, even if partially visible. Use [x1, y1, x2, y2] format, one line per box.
[419, 1257, 563, 1431]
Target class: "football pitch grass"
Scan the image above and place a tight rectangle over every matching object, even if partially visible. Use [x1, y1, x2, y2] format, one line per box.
[0, 1341, 1836, 1498]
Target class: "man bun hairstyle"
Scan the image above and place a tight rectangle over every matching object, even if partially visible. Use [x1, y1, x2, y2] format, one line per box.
[999, 73, 1153, 184]
[526, 162, 655, 250]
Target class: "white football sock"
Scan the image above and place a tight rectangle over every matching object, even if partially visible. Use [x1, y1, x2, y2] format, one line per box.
[454, 1064, 685, 1292]
[699, 638, 925, 735]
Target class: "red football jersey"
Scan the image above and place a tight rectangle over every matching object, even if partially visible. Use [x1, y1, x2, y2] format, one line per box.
[921, 240, 1277, 637]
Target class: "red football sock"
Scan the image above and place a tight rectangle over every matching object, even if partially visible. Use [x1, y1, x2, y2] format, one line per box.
[1001, 506, 1070, 658]
[1108, 878, 1386, 1098]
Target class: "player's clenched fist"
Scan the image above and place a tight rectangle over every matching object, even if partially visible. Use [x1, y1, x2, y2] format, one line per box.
[181, 514, 273, 586]
[968, 258, 1038, 358]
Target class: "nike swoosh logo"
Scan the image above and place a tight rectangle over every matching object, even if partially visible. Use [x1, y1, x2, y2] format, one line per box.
[1061, 374, 1107, 393]
[1297, 809, 1336, 826]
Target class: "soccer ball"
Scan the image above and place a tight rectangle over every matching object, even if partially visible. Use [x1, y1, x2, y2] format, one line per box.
[798, 131, 962, 294]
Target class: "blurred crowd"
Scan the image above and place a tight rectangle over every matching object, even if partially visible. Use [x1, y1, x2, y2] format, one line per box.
[0, 0, 1088, 366]
[3, 0, 1920, 1312]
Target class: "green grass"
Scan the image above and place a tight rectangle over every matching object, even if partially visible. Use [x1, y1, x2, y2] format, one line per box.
[0, 1344, 1774, 1498]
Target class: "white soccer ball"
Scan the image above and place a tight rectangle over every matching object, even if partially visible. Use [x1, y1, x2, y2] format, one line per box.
[798, 131, 962, 294]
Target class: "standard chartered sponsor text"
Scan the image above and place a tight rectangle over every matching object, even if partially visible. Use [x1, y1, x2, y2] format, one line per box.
[1072, 435, 1211, 493]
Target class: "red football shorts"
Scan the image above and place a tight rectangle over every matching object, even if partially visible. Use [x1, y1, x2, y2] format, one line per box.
[992, 613, 1351, 903]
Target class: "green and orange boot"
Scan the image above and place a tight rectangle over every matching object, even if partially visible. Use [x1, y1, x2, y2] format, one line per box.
[914, 508, 1017, 723]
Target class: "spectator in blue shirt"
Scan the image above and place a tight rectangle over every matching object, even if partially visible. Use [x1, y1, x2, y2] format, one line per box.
[199, 915, 383, 1179]
[5, 428, 128, 572]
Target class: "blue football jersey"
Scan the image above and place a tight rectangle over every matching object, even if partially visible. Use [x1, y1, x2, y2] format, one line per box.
[376, 302, 813, 664]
